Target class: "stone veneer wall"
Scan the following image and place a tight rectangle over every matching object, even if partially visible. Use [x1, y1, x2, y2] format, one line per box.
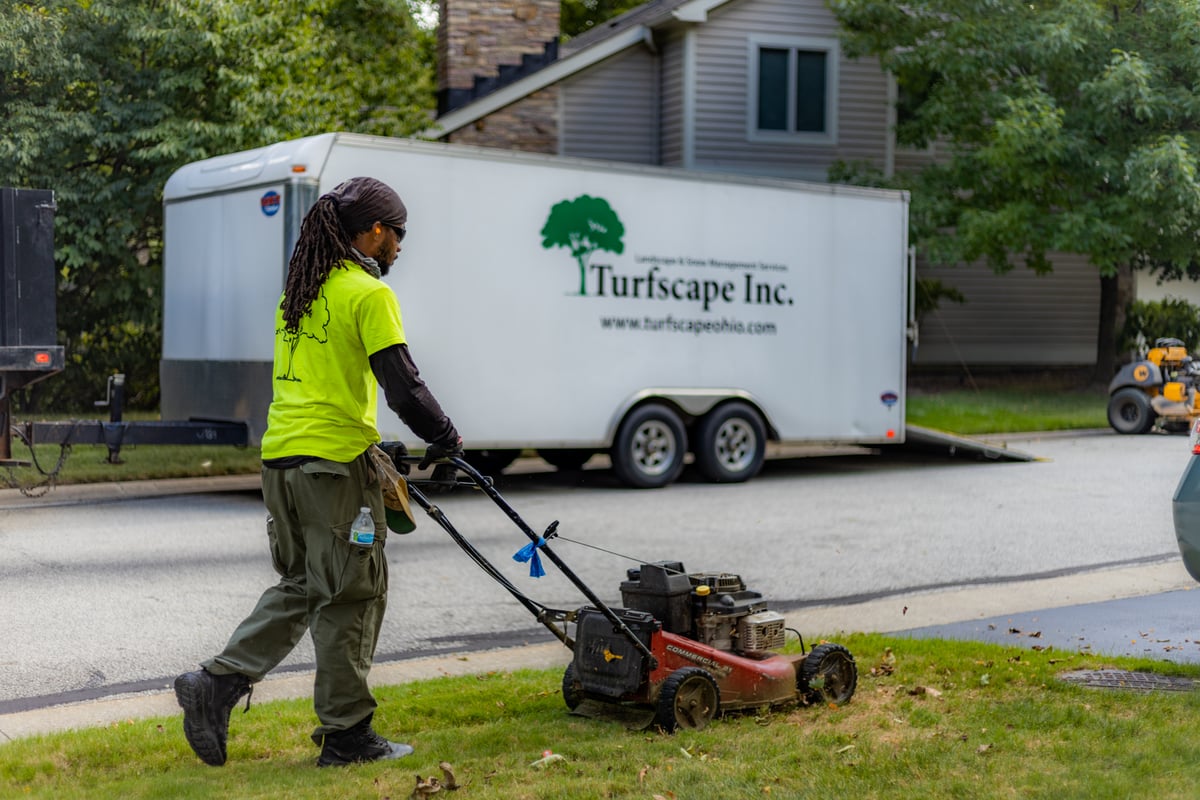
[444, 87, 559, 154]
[437, 0, 561, 152]
[438, 0, 559, 93]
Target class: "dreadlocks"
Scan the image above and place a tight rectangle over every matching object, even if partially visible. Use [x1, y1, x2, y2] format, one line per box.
[280, 196, 357, 334]
[280, 178, 409, 334]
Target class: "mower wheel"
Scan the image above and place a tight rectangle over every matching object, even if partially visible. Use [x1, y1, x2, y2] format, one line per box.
[611, 403, 688, 489]
[799, 643, 857, 706]
[693, 401, 767, 483]
[1107, 388, 1156, 434]
[653, 667, 720, 732]
[561, 663, 584, 710]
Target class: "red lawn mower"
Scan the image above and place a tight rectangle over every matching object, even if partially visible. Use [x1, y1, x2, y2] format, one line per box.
[405, 456, 857, 732]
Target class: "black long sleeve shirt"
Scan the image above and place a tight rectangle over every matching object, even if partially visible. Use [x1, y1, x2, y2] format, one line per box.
[369, 343, 459, 449]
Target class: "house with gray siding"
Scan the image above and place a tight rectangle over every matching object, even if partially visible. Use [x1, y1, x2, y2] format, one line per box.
[429, 0, 1102, 369]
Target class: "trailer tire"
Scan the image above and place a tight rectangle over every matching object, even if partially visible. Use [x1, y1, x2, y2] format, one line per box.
[561, 663, 584, 710]
[611, 404, 687, 489]
[1107, 388, 1156, 435]
[653, 667, 719, 732]
[693, 402, 767, 483]
[798, 643, 857, 706]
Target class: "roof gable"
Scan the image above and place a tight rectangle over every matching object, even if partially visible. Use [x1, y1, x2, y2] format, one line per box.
[425, 0, 736, 138]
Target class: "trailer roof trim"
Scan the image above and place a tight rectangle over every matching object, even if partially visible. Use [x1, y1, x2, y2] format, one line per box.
[164, 134, 337, 201]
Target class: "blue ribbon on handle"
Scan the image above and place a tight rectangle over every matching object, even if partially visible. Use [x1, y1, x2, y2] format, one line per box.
[513, 538, 547, 578]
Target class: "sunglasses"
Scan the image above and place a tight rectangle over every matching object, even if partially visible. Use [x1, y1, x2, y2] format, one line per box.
[388, 224, 407, 243]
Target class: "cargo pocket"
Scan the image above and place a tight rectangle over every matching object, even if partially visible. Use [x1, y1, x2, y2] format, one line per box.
[266, 516, 287, 577]
[329, 522, 386, 603]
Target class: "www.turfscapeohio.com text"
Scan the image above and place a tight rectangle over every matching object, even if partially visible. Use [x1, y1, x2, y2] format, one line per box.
[599, 315, 778, 336]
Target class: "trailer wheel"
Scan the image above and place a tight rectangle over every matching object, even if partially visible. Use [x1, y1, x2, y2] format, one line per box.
[653, 667, 720, 732]
[539, 449, 594, 471]
[1107, 388, 1156, 435]
[693, 402, 767, 483]
[798, 643, 857, 706]
[611, 404, 687, 489]
[561, 663, 584, 710]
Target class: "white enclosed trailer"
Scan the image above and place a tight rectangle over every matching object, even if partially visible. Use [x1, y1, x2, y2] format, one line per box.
[162, 133, 911, 488]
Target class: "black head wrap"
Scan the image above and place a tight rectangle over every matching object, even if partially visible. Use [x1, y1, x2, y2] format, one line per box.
[327, 177, 407, 235]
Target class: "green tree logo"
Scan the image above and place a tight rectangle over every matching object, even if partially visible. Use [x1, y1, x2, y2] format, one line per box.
[540, 195, 625, 295]
[276, 293, 330, 381]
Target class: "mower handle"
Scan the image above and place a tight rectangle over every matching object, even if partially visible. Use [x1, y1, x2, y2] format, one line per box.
[406, 455, 660, 671]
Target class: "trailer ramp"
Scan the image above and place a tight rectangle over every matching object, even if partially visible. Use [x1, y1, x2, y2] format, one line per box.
[900, 424, 1037, 462]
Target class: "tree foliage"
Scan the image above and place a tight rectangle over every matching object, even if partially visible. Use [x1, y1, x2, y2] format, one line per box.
[561, 0, 645, 38]
[1120, 297, 1200, 355]
[828, 0, 1200, 377]
[0, 0, 434, 412]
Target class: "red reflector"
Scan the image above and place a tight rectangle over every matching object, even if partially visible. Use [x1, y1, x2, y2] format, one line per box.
[1193, 444, 1200, 455]
[34, 351, 51, 364]
[886, 429, 896, 439]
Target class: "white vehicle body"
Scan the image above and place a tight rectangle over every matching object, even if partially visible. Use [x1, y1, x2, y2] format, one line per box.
[162, 133, 910, 487]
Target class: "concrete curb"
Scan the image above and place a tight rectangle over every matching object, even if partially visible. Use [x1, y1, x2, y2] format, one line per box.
[0, 474, 262, 510]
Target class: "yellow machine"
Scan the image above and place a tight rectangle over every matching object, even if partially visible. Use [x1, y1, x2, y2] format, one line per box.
[1108, 338, 1200, 434]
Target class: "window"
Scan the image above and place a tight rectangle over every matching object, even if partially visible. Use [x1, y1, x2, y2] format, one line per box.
[748, 37, 838, 144]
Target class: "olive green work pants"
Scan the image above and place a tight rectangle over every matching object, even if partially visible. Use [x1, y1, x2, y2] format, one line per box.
[203, 452, 389, 743]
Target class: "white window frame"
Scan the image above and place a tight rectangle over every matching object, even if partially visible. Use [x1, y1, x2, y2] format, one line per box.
[746, 35, 839, 146]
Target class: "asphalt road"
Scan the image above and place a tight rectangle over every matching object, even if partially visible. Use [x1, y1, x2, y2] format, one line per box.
[0, 430, 1192, 713]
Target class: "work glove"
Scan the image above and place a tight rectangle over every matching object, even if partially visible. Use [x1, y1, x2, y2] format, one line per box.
[419, 436, 464, 470]
[378, 441, 410, 476]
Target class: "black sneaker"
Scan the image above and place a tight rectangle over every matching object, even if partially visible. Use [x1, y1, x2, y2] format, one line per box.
[316, 713, 414, 767]
[174, 668, 253, 766]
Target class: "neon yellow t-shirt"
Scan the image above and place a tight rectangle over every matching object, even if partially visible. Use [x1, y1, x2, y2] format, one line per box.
[261, 262, 406, 461]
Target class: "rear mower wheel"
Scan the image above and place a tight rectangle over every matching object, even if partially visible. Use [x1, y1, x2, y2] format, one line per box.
[561, 663, 584, 710]
[799, 643, 857, 706]
[653, 667, 719, 732]
[1107, 388, 1156, 435]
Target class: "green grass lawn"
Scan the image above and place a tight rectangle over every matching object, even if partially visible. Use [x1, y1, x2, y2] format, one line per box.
[3, 633, 1198, 799]
[905, 387, 1108, 434]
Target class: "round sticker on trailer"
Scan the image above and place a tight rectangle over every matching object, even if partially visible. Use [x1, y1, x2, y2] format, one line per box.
[880, 391, 899, 407]
[260, 191, 281, 217]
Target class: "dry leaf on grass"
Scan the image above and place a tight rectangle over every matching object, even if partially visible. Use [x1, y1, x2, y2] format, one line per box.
[409, 762, 460, 799]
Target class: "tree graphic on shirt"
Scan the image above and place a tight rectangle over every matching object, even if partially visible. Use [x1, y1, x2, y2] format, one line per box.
[276, 292, 330, 382]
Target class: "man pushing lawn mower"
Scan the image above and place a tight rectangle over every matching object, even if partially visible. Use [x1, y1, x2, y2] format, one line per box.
[174, 177, 463, 768]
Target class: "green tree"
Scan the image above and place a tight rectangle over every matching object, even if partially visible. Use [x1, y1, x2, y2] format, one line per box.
[561, 0, 645, 38]
[1120, 297, 1200, 355]
[828, 0, 1200, 382]
[0, 0, 433, 412]
[540, 195, 625, 295]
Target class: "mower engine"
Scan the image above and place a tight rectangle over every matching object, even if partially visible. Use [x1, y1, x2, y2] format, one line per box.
[619, 561, 787, 656]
